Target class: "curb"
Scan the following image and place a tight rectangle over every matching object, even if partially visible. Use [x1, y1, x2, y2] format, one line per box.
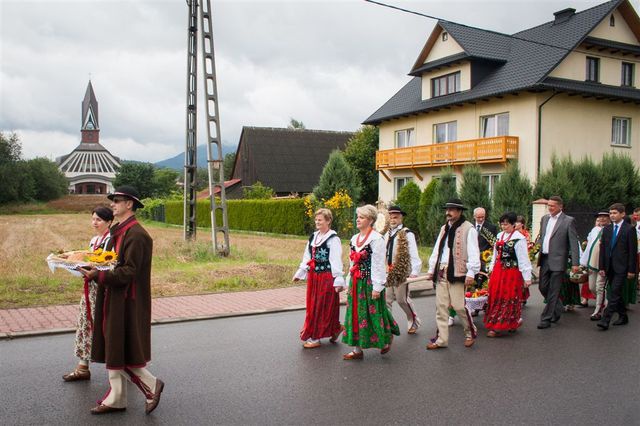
[0, 285, 435, 341]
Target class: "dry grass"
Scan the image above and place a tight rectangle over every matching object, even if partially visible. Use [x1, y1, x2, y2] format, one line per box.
[0, 214, 310, 309]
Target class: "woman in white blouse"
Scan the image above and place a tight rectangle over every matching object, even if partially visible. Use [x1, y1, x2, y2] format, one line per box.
[293, 208, 345, 348]
[342, 204, 400, 360]
[484, 212, 532, 337]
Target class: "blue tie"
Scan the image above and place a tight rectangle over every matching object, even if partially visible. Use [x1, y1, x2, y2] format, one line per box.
[611, 224, 619, 250]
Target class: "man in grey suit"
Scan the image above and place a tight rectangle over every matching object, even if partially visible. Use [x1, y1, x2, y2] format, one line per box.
[536, 196, 581, 329]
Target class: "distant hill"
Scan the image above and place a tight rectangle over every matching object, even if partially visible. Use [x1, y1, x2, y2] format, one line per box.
[154, 144, 236, 170]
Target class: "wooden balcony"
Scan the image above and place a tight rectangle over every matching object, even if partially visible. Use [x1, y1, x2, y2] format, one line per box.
[376, 136, 519, 171]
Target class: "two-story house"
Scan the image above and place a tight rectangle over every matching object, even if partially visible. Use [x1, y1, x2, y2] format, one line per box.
[365, 0, 640, 201]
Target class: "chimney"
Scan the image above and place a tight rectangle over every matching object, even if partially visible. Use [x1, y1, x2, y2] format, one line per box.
[553, 8, 576, 24]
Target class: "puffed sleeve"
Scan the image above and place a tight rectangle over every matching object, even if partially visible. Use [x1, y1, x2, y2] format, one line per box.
[328, 236, 345, 288]
[293, 241, 311, 281]
[466, 227, 481, 278]
[406, 231, 422, 276]
[515, 237, 532, 281]
[428, 228, 444, 274]
[370, 236, 387, 292]
[489, 232, 501, 272]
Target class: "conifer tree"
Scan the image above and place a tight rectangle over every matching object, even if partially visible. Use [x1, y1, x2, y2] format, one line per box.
[460, 164, 491, 218]
[313, 150, 361, 203]
[424, 167, 458, 245]
[394, 181, 421, 238]
[492, 162, 532, 224]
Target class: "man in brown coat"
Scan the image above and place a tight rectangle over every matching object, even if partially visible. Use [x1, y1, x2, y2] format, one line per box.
[80, 185, 164, 415]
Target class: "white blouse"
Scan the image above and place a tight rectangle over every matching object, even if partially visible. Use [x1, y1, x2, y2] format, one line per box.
[293, 230, 345, 288]
[489, 230, 533, 281]
[349, 230, 386, 293]
[89, 232, 111, 251]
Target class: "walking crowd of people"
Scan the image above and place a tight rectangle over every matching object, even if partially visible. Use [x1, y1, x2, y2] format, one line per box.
[295, 196, 639, 359]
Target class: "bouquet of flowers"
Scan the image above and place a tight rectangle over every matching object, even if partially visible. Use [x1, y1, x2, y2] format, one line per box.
[528, 241, 541, 262]
[46, 248, 118, 277]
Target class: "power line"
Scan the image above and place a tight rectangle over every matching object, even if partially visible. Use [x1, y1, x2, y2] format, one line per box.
[363, 0, 612, 54]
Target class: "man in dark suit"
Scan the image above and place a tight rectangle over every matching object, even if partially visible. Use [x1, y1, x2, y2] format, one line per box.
[597, 203, 637, 330]
[473, 207, 497, 252]
[536, 196, 581, 329]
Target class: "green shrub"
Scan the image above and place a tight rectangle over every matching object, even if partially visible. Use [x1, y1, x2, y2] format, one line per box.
[492, 162, 532, 224]
[417, 179, 438, 242]
[394, 181, 421, 239]
[424, 167, 458, 245]
[460, 164, 491, 217]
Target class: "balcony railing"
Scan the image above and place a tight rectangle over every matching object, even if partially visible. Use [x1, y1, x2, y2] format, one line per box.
[376, 136, 519, 170]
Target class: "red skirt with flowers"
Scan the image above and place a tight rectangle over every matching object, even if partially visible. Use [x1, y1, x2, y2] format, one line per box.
[300, 270, 341, 341]
[484, 262, 524, 331]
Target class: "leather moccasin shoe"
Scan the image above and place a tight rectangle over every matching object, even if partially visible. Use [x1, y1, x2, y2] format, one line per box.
[90, 405, 126, 415]
[343, 351, 363, 360]
[63, 368, 91, 382]
[590, 314, 602, 321]
[464, 338, 475, 348]
[303, 341, 321, 349]
[145, 379, 165, 415]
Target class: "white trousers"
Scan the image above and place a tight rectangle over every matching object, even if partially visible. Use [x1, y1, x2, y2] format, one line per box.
[386, 282, 419, 324]
[588, 270, 607, 315]
[434, 279, 476, 346]
[101, 367, 157, 408]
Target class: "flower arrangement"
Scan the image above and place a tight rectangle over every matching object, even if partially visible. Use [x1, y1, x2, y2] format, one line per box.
[481, 249, 493, 264]
[86, 248, 118, 264]
[528, 241, 541, 262]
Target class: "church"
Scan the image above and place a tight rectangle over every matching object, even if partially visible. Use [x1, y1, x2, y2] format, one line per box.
[57, 82, 121, 194]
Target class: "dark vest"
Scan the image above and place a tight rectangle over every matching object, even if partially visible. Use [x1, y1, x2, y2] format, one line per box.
[308, 233, 338, 273]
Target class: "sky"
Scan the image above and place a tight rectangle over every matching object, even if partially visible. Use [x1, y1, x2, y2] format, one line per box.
[2, 0, 636, 163]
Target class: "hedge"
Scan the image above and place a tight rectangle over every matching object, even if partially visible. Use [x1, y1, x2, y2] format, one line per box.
[164, 198, 308, 235]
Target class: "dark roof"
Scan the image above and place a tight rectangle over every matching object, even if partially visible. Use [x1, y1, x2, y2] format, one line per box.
[539, 76, 640, 101]
[231, 127, 354, 194]
[582, 36, 640, 54]
[364, 0, 638, 125]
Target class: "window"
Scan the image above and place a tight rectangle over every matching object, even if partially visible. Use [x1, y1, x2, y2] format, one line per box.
[612, 117, 631, 146]
[442, 32, 448, 41]
[482, 174, 501, 199]
[394, 177, 411, 198]
[610, 15, 615, 26]
[395, 128, 415, 148]
[431, 72, 461, 97]
[622, 62, 634, 87]
[480, 113, 509, 138]
[434, 121, 457, 143]
[586, 57, 599, 82]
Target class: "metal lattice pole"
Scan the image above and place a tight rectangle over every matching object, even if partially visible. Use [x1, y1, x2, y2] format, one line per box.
[183, 0, 198, 240]
[199, 0, 230, 255]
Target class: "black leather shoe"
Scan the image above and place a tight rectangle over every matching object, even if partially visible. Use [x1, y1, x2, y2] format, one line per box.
[597, 321, 609, 330]
[590, 314, 602, 321]
[537, 322, 551, 329]
[90, 405, 126, 415]
[550, 316, 560, 323]
[612, 316, 629, 326]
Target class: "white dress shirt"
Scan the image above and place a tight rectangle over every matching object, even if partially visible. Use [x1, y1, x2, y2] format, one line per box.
[293, 229, 345, 287]
[386, 224, 422, 276]
[428, 222, 480, 278]
[541, 212, 562, 254]
[489, 230, 533, 281]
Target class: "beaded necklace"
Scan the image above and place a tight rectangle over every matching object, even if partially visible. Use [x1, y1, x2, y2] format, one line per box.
[356, 228, 373, 248]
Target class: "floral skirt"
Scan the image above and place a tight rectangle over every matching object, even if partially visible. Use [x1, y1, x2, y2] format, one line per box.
[300, 271, 341, 341]
[342, 277, 399, 349]
[74, 281, 97, 361]
[484, 265, 523, 331]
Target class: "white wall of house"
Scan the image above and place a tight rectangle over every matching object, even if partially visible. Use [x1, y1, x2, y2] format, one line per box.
[424, 30, 464, 63]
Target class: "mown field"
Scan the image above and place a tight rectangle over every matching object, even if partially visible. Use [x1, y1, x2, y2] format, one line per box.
[0, 213, 433, 309]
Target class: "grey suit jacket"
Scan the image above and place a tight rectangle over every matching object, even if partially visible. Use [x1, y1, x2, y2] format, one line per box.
[538, 212, 580, 272]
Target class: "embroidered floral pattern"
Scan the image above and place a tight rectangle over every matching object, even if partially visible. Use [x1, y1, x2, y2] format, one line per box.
[73, 281, 97, 361]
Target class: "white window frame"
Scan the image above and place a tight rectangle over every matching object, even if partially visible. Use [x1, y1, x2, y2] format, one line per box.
[394, 177, 412, 198]
[434, 121, 457, 143]
[482, 174, 502, 199]
[612, 117, 631, 147]
[480, 113, 509, 138]
[395, 128, 415, 148]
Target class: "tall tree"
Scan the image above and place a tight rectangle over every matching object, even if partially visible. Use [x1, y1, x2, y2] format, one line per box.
[460, 164, 491, 216]
[26, 157, 68, 201]
[394, 181, 421, 239]
[424, 168, 458, 245]
[0, 132, 35, 204]
[492, 162, 533, 224]
[113, 162, 156, 199]
[223, 152, 236, 180]
[152, 168, 180, 198]
[417, 179, 438, 243]
[343, 125, 379, 204]
[287, 118, 306, 129]
[313, 150, 361, 203]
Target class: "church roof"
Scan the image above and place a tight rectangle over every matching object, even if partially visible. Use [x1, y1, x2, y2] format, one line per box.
[82, 81, 99, 130]
[58, 143, 121, 174]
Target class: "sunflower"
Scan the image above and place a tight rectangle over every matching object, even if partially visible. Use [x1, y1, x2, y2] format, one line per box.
[87, 250, 118, 264]
[481, 249, 492, 263]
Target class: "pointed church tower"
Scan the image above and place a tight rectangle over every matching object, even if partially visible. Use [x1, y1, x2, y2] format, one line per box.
[57, 81, 121, 194]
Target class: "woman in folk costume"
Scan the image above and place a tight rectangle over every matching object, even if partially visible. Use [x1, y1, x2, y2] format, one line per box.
[342, 204, 400, 360]
[293, 208, 345, 348]
[63, 206, 113, 382]
[580, 211, 609, 320]
[484, 212, 532, 337]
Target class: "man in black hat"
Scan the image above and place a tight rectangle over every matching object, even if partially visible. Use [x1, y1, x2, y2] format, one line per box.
[79, 185, 165, 415]
[425, 198, 480, 350]
[384, 205, 423, 334]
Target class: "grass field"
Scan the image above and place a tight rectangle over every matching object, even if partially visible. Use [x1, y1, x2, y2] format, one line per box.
[0, 213, 432, 309]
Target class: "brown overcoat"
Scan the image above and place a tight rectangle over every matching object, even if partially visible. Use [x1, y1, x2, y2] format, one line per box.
[91, 216, 153, 369]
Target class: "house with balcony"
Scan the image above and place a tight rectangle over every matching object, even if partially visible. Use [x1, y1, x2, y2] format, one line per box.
[364, 0, 640, 201]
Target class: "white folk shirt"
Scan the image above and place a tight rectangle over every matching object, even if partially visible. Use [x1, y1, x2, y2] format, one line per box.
[349, 230, 387, 293]
[293, 229, 345, 287]
[428, 223, 481, 279]
[386, 224, 422, 276]
[542, 212, 562, 254]
[489, 230, 533, 281]
[580, 226, 603, 268]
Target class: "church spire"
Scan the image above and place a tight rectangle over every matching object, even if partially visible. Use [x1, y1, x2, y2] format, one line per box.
[81, 81, 100, 143]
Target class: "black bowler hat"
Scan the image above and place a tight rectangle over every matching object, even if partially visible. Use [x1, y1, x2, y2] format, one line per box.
[388, 205, 407, 216]
[108, 185, 144, 209]
[594, 209, 609, 217]
[443, 198, 467, 210]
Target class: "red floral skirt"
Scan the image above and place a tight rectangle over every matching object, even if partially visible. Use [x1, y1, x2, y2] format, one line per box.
[484, 263, 524, 331]
[300, 271, 341, 341]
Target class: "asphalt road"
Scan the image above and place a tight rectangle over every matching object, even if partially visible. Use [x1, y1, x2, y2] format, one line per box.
[1, 289, 639, 425]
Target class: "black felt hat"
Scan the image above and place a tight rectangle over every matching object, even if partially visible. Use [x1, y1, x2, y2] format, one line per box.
[443, 198, 467, 210]
[388, 205, 407, 216]
[594, 209, 610, 217]
[108, 185, 144, 209]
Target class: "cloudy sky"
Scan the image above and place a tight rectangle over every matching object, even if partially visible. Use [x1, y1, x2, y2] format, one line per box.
[2, 0, 634, 163]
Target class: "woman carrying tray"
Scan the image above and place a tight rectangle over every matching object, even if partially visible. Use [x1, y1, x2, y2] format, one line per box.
[484, 212, 532, 337]
[62, 206, 114, 382]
